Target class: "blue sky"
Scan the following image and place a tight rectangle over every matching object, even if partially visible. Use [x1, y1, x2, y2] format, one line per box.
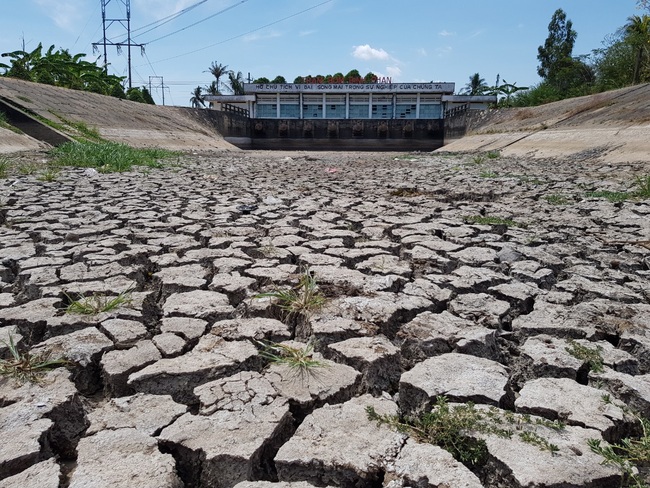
[0, 0, 643, 106]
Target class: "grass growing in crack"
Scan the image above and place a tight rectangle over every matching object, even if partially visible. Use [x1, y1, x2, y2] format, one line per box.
[65, 289, 133, 315]
[367, 397, 564, 468]
[565, 339, 604, 373]
[635, 175, 650, 198]
[585, 190, 631, 203]
[589, 415, 650, 488]
[0, 158, 8, 178]
[255, 267, 325, 318]
[257, 340, 324, 376]
[479, 170, 498, 178]
[486, 150, 501, 159]
[389, 187, 428, 197]
[545, 194, 570, 205]
[463, 215, 526, 228]
[38, 167, 60, 182]
[51, 141, 179, 173]
[0, 334, 68, 383]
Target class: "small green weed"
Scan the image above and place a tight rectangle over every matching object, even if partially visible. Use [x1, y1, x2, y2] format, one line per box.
[479, 170, 498, 178]
[545, 194, 570, 205]
[0, 158, 9, 178]
[518, 431, 560, 453]
[589, 415, 650, 488]
[38, 167, 60, 182]
[565, 339, 604, 373]
[367, 397, 563, 468]
[0, 111, 21, 133]
[65, 289, 133, 315]
[585, 190, 631, 203]
[257, 340, 323, 376]
[18, 163, 39, 175]
[51, 141, 178, 173]
[255, 267, 325, 318]
[0, 333, 68, 383]
[471, 154, 486, 165]
[635, 175, 650, 198]
[389, 187, 428, 197]
[463, 215, 526, 228]
[486, 150, 501, 159]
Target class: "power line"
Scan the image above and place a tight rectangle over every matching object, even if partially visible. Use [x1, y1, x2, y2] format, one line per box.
[142, 0, 250, 44]
[140, 0, 334, 66]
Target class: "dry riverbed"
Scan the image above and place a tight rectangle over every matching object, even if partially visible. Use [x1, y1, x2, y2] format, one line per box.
[1, 149, 649, 487]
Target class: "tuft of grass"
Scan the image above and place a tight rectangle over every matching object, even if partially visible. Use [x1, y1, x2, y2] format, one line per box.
[589, 415, 650, 488]
[486, 150, 501, 159]
[367, 397, 563, 468]
[18, 163, 39, 175]
[463, 215, 526, 228]
[585, 190, 631, 203]
[389, 187, 428, 197]
[635, 175, 650, 198]
[255, 267, 325, 318]
[38, 167, 60, 182]
[545, 194, 570, 205]
[479, 170, 498, 178]
[471, 154, 486, 165]
[65, 289, 133, 315]
[257, 340, 324, 376]
[565, 339, 604, 373]
[51, 141, 178, 173]
[0, 157, 9, 178]
[0, 334, 68, 383]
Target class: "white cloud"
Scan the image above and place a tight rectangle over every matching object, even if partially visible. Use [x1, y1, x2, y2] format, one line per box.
[34, 0, 84, 31]
[386, 66, 402, 79]
[299, 30, 317, 37]
[438, 29, 455, 37]
[134, 0, 201, 20]
[351, 44, 390, 61]
[416, 47, 427, 57]
[243, 30, 282, 42]
[436, 46, 452, 57]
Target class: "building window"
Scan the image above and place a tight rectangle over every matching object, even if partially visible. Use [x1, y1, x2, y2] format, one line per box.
[279, 95, 300, 118]
[325, 95, 346, 118]
[349, 94, 369, 119]
[303, 95, 323, 118]
[420, 95, 442, 119]
[257, 94, 277, 118]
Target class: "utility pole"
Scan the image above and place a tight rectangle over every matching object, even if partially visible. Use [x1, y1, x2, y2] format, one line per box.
[93, 0, 145, 90]
[148, 76, 167, 105]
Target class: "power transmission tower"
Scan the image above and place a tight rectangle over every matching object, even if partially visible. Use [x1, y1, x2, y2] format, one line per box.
[93, 0, 145, 89]
[149, 76, 167, 105]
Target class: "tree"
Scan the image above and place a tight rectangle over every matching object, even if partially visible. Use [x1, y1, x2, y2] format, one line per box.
[1, 42, 126, 96]
[228, 71, 245, 95]
[271, 75, 286, 83]
[254, 77, 270, 84]
[207, 61, 228, 92]
[190, 86, 205, 108]
[537, 9, 577, 82]
[344, 69, 361, 83]
[624, 15, 650, 83]
[462, 73, 489, 95]
[204, 80, 219, 96]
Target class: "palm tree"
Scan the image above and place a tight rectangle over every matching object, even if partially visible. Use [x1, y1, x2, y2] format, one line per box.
[462, 73, 489, 95]
[625, 15, 650, 84]
[207, 61, 228, 92]
[228, 70, 245, 95]
[190, 86, 205, 108]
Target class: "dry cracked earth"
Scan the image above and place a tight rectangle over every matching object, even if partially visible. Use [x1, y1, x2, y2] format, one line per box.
[1, 149, 650, 488]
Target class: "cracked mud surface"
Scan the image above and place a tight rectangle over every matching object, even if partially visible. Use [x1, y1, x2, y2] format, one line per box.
[1, 149, 649, 487]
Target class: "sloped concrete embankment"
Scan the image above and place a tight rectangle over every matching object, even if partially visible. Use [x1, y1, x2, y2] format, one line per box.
[1, 150, 649, 487]
[0, 78, 238, 152]
[442, 83, 650, 163]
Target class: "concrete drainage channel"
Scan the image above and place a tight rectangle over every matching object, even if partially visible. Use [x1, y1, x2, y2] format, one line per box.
[1, 150, 649, 487]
